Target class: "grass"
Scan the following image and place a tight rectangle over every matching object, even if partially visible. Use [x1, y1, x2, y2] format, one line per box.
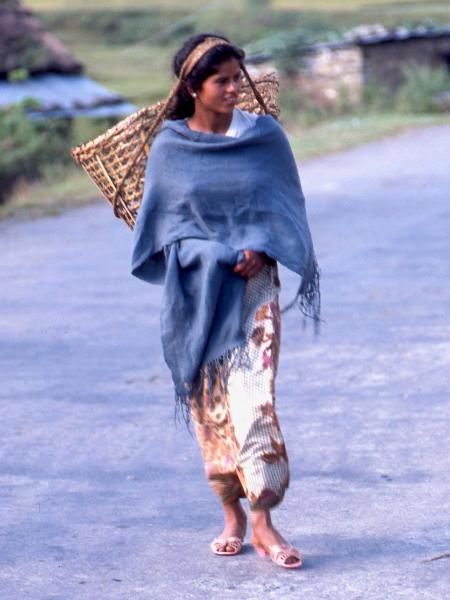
[26, 0, 450, 10]
[26, 0, 227, 10]
[2, 112, 447, 222]
[2, 0, 449, 220]
[274, 0, 450, 11]
[67, 43, 173, 107]
[27, 0, 450, 21]
[0, 165, 100, 221]
[287, 112, 449, 160]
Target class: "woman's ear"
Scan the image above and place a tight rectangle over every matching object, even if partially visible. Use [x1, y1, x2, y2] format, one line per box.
[186, 85, 197, 99]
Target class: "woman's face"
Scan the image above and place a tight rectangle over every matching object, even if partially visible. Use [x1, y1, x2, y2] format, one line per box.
[196, 57, 242, 115]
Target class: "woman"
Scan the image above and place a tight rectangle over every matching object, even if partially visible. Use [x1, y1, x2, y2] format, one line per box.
[132, 33, 320, 569]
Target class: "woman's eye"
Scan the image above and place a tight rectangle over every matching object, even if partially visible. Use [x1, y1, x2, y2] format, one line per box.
[213, 74, 241, 85]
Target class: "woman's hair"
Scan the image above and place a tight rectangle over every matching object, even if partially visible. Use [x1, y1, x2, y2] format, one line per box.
[167, 33, 245, 120]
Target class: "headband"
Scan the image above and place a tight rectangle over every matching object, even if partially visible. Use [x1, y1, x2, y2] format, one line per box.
[179, 37, 239, 80]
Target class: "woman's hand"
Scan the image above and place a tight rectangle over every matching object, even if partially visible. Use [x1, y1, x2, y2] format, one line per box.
[233, 250, 266, 279]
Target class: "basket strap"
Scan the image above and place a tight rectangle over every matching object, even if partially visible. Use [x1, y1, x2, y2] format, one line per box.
[240, 63, 270, 115]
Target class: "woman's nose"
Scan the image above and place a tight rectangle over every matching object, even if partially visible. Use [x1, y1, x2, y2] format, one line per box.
[227, 80, 240, 95]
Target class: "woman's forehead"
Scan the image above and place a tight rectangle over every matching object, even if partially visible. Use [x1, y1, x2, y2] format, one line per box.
[213, 58, 242, 76]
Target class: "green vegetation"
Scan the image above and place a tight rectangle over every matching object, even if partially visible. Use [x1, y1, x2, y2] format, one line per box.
[289, 112, 449, 160]
[396, 66, 450, 113]
[4, 109, 447, 221]
[274, 0, 448, 11]
[2, 0, 450, 219]
[0, 102, 72, 203]
[0, 165, 98, 220]
[27, 0, 450, 107]
[26, 0, 220, 9]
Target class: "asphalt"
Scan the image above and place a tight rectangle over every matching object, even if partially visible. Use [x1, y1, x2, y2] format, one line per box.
[1, 124, 449, 599]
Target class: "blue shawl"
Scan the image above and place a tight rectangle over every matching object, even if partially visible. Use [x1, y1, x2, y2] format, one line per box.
[131, 115, 320, 412]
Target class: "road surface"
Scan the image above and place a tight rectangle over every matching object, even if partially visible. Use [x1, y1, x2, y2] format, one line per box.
[1, 125, 449, 599]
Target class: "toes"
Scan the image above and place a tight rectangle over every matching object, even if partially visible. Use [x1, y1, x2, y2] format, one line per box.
[211, 537, 242, 555]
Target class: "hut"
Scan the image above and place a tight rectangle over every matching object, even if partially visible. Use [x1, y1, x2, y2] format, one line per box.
[0, 0, 134, 118]
[247, 24, 450, 108]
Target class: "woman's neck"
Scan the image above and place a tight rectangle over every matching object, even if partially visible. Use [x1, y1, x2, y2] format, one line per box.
[187, 109, 234, 135]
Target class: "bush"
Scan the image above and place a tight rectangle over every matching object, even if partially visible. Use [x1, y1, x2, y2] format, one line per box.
[0, 102, 72, 203]
[279, 86, 326, 125]
[362, 82, 393, 112]
[395, 65, 450, 113]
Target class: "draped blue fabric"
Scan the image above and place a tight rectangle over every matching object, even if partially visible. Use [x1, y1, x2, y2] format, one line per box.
[131, 115, 320, 399]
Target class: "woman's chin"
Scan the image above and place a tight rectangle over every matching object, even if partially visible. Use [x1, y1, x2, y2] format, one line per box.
[219, 104, 237, 115]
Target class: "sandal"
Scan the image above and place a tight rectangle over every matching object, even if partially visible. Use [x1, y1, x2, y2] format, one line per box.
[210, 536, 244, 556]
[253, 541, 302, 569]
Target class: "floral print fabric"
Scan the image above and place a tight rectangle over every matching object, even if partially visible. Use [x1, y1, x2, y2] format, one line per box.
[190, 264, 289, 510]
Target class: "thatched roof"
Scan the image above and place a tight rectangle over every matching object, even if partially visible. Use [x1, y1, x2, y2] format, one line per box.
[0, 0, 82, 78]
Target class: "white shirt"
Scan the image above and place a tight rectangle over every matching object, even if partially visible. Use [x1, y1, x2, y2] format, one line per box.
[225, 108, 258, 138]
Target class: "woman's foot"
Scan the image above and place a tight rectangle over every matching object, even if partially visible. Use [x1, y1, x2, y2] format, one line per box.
[250, 508, 301, 567]
[210, 499, 247, 555]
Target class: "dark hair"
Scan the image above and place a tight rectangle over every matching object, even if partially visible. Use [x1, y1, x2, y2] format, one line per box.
[167, 33, 245, 120]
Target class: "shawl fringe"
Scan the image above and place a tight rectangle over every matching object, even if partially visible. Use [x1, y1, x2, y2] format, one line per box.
[281, 261, 322, 335]
[174, 342, 251, 427]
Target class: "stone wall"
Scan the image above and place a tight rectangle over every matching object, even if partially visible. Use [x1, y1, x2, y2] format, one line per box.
[297, 46, 364, 108]
[248, 34, 450, 109]
[362, 37, 450, 91]
[247, 47, 364, 109]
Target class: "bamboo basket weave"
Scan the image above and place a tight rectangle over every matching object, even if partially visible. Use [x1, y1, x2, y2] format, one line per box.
[71, 71, 280, 230]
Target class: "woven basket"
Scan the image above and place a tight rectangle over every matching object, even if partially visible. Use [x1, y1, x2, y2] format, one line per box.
[71, 71, 280, 230]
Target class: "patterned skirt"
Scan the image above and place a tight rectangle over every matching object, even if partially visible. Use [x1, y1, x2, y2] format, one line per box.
[190, 264, 290, 510]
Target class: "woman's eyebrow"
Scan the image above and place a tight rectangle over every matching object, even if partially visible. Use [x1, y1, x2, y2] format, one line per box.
[214, 74, 241, 81]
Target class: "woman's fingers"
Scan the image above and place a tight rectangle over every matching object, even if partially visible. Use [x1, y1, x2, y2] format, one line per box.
[233, 250, 265, 278]
[234, 256, 254, 277]
[233, 260, 250, 276]
[233, 262, 248, 276]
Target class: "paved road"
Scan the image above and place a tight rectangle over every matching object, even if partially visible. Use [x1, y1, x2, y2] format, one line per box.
[1, 125, 449, 599]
